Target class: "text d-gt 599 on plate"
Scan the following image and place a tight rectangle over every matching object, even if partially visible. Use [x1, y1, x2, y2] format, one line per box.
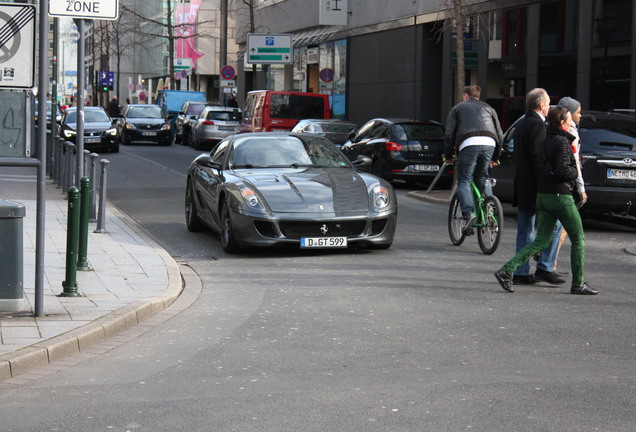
[185, 133, 398, 253]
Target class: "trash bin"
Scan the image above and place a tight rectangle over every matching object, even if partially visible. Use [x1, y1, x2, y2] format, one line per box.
[0, 200, 28, 312]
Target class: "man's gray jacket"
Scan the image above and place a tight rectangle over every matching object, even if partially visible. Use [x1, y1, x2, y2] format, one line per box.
[444, 98, 504, 162]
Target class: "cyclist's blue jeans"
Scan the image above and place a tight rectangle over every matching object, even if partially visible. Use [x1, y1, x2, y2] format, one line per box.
[514, 206, 562, 275]
[457, 145, 495, 216]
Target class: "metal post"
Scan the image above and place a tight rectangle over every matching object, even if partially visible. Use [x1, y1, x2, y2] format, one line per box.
[94, 159, 110, 233]
[64, 142, 75, 194]
[89, 153, 99, 221]
[61, 187, 81, 297]
[77, 177, 91, 271]
[75, 19, 85, 187]
[53, 139, 62, 185]
[83, 150, 91, 178]
[35, 0, 50, 316]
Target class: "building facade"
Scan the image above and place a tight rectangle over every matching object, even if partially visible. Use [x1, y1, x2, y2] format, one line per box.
[233, 0, 636, 126]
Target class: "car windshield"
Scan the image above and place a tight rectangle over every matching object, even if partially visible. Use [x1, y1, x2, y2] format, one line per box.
[65, 110, 110, 123]
[128, 106, 163, 119]
[188, 104, 207, 116]
[207, 111, 242, 121]
[392, 123, 445, 140]
[230, 136, 351, 169]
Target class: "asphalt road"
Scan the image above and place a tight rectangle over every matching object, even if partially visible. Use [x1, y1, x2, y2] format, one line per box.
[0, 142, 635, 431]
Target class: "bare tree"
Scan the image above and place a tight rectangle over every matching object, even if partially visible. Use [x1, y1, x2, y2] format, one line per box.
[118, 0, 218, 90]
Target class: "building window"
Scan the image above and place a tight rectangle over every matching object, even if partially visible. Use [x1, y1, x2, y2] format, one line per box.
[502, 8, 526, 56]
[540, 1, 566, 53]
[596, 0, 632, 45]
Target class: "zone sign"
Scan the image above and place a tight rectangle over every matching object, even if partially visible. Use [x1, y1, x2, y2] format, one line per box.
[49, 0, 119, 20]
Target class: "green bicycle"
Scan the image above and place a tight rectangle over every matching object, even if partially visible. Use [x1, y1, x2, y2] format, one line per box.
[448, 179, 504, 255]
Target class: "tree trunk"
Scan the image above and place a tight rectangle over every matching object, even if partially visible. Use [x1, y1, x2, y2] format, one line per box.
[453, 0, 465, 104]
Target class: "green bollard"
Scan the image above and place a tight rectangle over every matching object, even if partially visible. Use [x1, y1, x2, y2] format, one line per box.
[77, 177, 92, 271]
[61, 187, 81, 297]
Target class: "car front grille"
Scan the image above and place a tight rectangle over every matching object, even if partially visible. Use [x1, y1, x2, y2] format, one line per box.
[279, 220, 366, 239]
[133, 123, 161, 130]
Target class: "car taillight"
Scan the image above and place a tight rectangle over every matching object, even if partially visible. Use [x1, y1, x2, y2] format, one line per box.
[202, 120, 215, 125]
[385, 141, 402, 151]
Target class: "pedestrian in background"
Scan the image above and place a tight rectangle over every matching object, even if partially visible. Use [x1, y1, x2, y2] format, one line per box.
[107, 95, 120, 118]
[510, 88, 565, 286]
[495, 106, 598, 295]
[444, 85, 503, 234]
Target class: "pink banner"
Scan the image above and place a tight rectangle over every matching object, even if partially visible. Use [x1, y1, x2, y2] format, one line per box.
[175, 0, 204, 66]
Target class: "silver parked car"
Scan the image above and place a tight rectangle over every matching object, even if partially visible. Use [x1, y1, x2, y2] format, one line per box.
[188, 106, 242, 150]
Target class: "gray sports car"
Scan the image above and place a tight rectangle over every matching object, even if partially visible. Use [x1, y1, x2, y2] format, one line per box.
[185, 133, 398, 253]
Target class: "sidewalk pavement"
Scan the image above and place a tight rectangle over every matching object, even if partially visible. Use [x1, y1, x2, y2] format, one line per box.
[407, 188, 636, 256]
[0, 180, 182, 382]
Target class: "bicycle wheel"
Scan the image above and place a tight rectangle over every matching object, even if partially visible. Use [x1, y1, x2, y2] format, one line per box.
[477, 195, 504, 255]
[448, 193, 466, 246]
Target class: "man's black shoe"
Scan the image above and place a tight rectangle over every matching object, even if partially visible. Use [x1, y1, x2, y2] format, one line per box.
[513, 274, 537, 285]
[571, 283, 599, 295]
[494, 269, 514, 292]
[534, 269, 566, 285]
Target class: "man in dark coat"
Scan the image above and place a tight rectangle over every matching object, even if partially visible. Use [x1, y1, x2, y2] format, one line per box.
[107, 96, 120, 118]
[511, 88, 564, 285]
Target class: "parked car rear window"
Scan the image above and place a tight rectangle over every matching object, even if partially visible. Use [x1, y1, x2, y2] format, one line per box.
[270, 94, 326, 119]
[208, 111, 242, 121]
[392, 123, 444, 140]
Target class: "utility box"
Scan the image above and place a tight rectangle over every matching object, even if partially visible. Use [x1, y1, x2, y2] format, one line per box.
[0, 200, 28, 312]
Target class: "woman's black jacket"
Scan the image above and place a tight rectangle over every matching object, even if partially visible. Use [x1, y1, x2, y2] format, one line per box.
[537, 125, 578, 196]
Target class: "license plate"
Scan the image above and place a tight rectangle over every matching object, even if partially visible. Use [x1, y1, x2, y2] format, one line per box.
[218, 126, 235, 131]
[412, 164, 439, 172]
[142, 131, 157, 136]
[607, 168, 636, 180]
[300, 237, 347, 248]
[85, 137, 101, 143]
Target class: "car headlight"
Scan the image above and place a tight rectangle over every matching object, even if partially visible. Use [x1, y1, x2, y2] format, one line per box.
[372, 185, 390, 210]
[241, 187, 262, 208]
[106, 127, 117, 136]
[125, 123, 136, 130]
[161, 124, 171, 130]
[63, 129, 76, 138]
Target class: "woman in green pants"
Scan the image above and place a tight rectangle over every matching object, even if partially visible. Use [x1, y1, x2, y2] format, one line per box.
[494, 106, 598, 295]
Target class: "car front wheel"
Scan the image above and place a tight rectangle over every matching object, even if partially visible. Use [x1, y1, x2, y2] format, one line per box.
[185, 182, 205, 232]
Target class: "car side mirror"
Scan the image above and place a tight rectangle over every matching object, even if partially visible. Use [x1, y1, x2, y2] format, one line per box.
[351, 155, 372, 168]
[196, 155, 220, 169]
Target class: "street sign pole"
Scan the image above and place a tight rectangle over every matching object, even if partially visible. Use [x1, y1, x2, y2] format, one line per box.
[34, 0, 48, 316]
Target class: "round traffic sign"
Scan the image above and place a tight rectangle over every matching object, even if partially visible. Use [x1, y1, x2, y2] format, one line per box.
[139, 91, 146, 101]
[127, 83, 134, 91]
[319, 68, 334, 83]
[174, 71, 182, 80]
[136, 84, 143, 91]
[221, 65, 236, 80]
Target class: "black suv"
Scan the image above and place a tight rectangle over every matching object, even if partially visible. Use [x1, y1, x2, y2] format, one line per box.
[492, 110, 636, 218]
